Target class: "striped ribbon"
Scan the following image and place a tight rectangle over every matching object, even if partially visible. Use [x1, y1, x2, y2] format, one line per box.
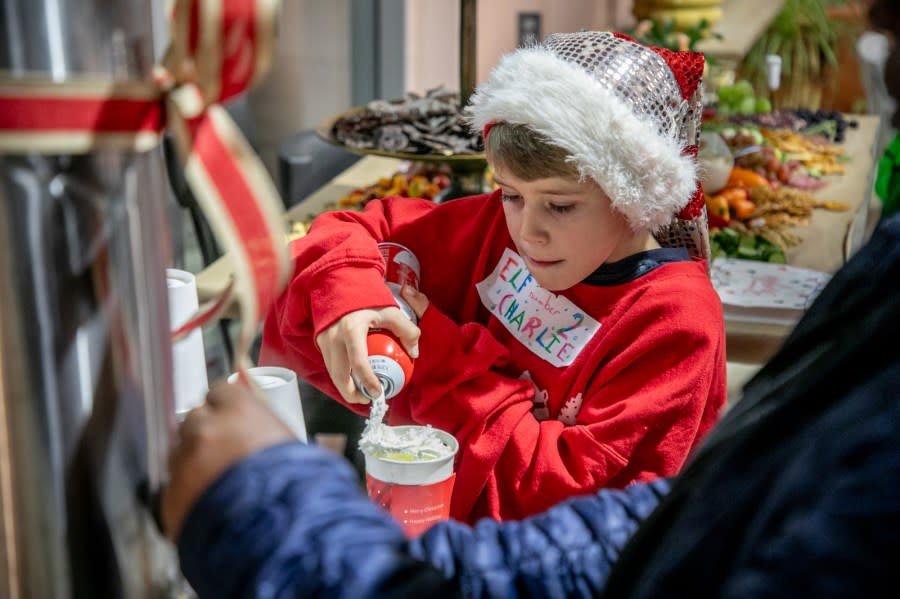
[0, 0, 290, 383]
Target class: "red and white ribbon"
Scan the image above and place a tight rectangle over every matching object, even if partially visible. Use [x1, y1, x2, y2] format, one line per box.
[0, 0, 290, 382]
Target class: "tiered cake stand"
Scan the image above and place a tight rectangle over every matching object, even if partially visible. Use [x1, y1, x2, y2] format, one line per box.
[315, 0, 486, 201]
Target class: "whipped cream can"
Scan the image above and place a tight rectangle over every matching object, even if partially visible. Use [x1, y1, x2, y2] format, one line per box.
[355, 243, 421, 400]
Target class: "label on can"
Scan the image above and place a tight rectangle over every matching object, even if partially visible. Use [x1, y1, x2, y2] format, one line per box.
[368, 354, 407, 399]
[379, 242, 421, 291]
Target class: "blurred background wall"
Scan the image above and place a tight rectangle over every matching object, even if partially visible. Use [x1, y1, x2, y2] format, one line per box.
[203, 0, 872, 182]
[232, 0, 632, 176]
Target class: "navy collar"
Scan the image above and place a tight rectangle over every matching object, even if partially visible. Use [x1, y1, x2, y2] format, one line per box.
[583, 248, 691, 286]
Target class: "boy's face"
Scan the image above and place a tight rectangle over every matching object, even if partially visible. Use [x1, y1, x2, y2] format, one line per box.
[493, 164, 641, 291]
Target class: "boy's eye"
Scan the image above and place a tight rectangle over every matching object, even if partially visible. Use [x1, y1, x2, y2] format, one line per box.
[501, 193, 521, 203]
[549, 203, 574, 214]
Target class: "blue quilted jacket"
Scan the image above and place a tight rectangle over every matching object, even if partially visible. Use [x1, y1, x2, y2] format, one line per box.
[177, 441, 666, 598]
[178, 216, 900, 598]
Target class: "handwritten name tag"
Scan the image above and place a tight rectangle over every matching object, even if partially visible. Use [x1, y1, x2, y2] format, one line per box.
[476, 248, 601, 367]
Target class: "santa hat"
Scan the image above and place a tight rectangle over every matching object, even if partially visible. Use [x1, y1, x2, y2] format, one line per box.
[469, 31, 708, 250]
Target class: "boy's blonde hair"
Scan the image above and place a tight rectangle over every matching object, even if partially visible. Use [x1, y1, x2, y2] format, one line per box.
[484, 122, 579, 182]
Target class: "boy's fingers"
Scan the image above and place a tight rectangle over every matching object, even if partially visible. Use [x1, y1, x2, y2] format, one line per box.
[377, 308, 421, 359]
[323, 345, 365, 405]
[401, 285, 429, 318]
[345, 331, 379, 403]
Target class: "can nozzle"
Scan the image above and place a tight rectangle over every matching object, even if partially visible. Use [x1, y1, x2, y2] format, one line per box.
[353, 372, 382, 402]
[375, 373, 396, 398]
[353, 370, 399, 402]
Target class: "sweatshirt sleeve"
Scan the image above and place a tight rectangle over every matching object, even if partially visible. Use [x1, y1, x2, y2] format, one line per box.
[278, 196, 437, 341]
[404, 285, 725, 521]
[259, 194, 500, 415]
[176, 442, 669, 599]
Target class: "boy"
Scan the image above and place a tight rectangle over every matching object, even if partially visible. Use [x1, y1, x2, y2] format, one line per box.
[167, 204, 900, 597]
[260, 31, 726, 522]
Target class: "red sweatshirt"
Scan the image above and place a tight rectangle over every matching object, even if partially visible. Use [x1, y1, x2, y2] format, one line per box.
[260, 190, 726, 523]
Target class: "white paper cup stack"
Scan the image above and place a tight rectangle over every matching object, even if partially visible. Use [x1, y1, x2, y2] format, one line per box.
[167, 268, 209, 417]
[228, 366, 308, 442]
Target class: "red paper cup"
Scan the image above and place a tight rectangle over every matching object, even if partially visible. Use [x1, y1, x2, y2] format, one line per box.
[362, 425, 458, 538]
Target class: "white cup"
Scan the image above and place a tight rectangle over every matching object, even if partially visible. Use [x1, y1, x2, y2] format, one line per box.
[228, 366, 308, 442]
[167, 269, 209, 416]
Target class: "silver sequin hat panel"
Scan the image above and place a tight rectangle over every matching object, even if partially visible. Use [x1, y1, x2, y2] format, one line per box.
[543, 32, 694, 147]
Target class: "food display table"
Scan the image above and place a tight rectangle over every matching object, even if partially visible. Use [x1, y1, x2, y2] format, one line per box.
[194, 115, 883, 403]
[779, 115, 882, 274]
[719, 114, 883, 400]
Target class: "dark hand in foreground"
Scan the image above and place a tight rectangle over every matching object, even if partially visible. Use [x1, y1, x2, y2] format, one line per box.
[162, 381, 294, 541]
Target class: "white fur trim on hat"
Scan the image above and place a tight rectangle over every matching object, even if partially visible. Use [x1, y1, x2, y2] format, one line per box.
[468, 46, 697, 232]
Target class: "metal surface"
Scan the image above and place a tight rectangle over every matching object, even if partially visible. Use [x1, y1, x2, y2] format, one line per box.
[0, 0, 153, 78]
[0, 1, 179, 597]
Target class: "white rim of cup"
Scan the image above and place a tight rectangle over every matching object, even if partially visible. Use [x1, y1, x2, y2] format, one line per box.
[362, 425, 459, 485]
[166, 268, 196, 288]
[227, 367, 307, 442]
[227, 366, 297, 388]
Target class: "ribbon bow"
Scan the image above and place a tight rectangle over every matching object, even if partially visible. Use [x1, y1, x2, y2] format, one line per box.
[0, 0, 290, 377]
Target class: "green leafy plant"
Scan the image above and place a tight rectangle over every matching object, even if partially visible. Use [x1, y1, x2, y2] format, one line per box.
[739, 0, 863, 109]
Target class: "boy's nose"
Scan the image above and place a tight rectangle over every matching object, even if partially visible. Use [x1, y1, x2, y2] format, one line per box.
[519, 206, 549, 244]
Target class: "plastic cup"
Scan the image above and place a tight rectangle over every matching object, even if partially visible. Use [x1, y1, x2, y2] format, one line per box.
[228, 366, 308, 442]
[362, 425, 458, 537]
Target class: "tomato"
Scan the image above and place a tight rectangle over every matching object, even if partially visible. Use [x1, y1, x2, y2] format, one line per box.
[707, 212, 729, 229]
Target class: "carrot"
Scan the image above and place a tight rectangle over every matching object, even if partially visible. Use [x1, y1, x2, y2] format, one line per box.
[727, 167, 770, 189]
[718, 187, 750, 206]
[708, 211, 729, 229]
[717, 187, 757, 220]
[731, 197, 756, 220]
[708, 187, 758, 222]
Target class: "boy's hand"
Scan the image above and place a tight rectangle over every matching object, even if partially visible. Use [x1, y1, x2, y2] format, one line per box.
[162, 381, 294, 541]
[400, 285, 429, 319]
[316, 296, 422, 404]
